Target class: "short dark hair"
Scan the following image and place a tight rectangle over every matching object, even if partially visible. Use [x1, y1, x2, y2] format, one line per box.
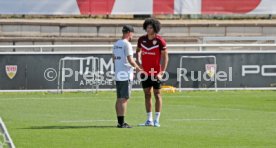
[143, 18, 161, 33]
[122, 25, 134, 33]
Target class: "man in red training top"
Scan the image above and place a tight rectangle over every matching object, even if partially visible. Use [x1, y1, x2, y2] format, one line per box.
[136, 18, 169, 127]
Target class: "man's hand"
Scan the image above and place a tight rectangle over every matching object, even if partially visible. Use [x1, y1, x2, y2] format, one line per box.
[136, 66, 143, 72]
[156, 71, 165, 80]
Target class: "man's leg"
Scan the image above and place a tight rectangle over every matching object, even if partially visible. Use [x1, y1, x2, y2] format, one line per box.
[153, 79, 162, 127]
[115, 81, 132, 128]
[139, 75, 154, 126]
[153, 88, 162, 123]
[144, 87, 152, 113]
[144, 87, 153, 122]
[116, 98, 128, 126]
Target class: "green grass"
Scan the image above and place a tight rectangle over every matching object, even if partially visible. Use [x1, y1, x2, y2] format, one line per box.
[0, 91, 276, 148]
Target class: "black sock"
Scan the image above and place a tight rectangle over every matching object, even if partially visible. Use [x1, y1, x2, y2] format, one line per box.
[117, 116, 124, 125]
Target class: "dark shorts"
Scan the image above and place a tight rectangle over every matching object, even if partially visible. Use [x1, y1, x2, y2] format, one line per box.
[116, 80, 132, 99]
[141, 74, 162, 89]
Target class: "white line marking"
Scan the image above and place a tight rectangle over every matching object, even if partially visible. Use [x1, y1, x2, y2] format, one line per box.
[0, 95, 203, 101]
[0, 97, 113, 101]
[59, 120, 116, 123]
[171, 118, 234, 121]
[1, 87, 276, 93]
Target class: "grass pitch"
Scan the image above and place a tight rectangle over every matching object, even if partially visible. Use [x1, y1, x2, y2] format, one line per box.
[0, 91, 276, 148]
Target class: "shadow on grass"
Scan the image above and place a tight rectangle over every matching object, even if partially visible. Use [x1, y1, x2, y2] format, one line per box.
[20, 125, 116, 130]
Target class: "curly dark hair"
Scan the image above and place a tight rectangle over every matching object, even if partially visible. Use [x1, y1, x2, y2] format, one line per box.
[143, 18, 161, 33]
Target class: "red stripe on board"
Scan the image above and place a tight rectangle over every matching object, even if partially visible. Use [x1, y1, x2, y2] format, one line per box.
[202, 0, 261, 14]
[77, 0, 115, 15]
[153, 0, 174, 14]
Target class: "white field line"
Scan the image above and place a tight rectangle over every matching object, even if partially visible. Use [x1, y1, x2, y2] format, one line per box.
[59, 118, 234, 123]
[0, 96, 244, 112]
[1, 87, 276, 93]
[59, 120, 116, 123]
[171, 118, 235, 121]
[0, 95, 206, 101]
[0, 96, 273, 113]
[0, 97, 112, 101]
[1, 93, 275, 101]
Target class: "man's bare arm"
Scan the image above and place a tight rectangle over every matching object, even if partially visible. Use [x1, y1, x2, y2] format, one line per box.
[161, 50, 169, 74]
[136, 48, 142, 67]
[127, 55, 142, 71]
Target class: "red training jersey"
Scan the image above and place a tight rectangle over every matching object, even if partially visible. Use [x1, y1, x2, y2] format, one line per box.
[137, 34, 167, 76]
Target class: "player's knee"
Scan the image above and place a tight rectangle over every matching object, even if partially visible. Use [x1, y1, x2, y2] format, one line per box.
[122, 99, 128, 104]
[154, 92, 161, 99]
[144, 92, 151, 99]
[117, 98, 128, 103]
[154, 94, 161, 99]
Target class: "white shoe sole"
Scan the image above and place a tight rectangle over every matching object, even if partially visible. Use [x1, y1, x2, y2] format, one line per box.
[138, 123, 154, 126]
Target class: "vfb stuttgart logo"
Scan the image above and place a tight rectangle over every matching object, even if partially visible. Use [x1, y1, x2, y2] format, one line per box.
[5, 65, 17, 79]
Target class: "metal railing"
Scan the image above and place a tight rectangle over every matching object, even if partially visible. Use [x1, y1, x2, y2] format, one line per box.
[0, 44, 276, 52]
